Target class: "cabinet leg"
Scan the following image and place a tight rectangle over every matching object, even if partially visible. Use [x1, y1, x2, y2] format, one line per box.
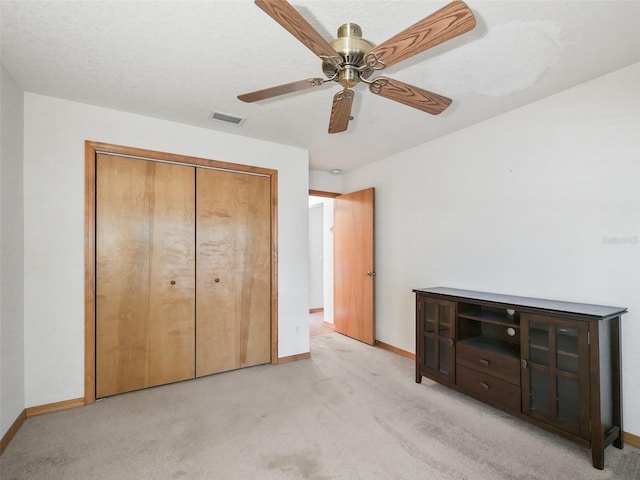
[415, 372, 422, 384]
[591, 448, 605, 470]
[614, 435, 624, 449]
[612, 318, 623, 451]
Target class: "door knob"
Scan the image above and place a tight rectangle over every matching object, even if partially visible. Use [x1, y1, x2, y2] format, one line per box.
[170, 280, 176, 285]
[365, 271, 376, 276]
[214, 278, 220, 283]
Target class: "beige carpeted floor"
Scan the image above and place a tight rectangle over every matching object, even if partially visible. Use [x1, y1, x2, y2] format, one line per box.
[1, 331, 638, 479]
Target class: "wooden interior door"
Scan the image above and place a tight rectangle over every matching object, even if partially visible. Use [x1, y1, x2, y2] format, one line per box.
[333, 188, 375, 345]
[196, 169, 271, 376]
[96, 155, 195, 397]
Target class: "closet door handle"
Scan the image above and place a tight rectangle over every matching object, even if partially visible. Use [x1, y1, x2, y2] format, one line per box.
[479, 382, 489, 391]
[170, 280, 176, 285]
[479, 359, 489, 367]
[214, 278, 220, 283]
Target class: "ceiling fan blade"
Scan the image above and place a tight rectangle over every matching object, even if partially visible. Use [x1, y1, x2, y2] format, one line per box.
[369, 77, 452, 115]
[255, 0, 340, 60]
[238, 78, 326, 102]
[328, 89, 354, 134]
[366, 1, 475, 70]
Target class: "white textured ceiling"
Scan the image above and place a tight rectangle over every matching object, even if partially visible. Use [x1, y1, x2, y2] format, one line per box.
[2, 1, 639, 172]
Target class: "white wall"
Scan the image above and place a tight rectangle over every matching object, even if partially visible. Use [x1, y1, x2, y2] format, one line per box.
[23, 93, 310, 407]
[307, 196, 336, 323]
[321, 198, 335, 324]
[344, 63, 640, 436]
[308, 203, 324, 310]
[0, 64, 25, 437]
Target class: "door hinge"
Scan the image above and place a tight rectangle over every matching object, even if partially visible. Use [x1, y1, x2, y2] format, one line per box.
[521, 359, 528, 369]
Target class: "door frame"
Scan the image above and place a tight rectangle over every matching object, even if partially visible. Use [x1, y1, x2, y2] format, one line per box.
[85, 141, 279, 404]
[308, 190, 340, 199]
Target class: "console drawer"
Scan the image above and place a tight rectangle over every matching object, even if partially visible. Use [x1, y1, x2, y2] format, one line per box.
[456, 364, 521, 411]
[457, 339, 520, 385]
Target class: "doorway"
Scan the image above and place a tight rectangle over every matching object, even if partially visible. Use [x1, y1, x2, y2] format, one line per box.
[308, 191, 339, 338]
[308, 188, 376, 345]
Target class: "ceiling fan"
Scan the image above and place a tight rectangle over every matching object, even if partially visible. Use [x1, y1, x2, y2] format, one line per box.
[238, 0, 477, 134]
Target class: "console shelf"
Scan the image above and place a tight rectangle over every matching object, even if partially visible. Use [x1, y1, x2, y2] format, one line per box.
[457, 335, 519, 358]
[459, 309, 519, 325]
[414, 287, 627, 470]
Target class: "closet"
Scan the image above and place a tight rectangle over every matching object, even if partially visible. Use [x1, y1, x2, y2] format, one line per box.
[95, 153, 271, 398]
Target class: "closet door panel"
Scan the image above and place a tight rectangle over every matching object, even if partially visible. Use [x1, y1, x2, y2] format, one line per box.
[148, 163, 196, 387]
[96, 155, 152, 397]
[239, 173, 271, 368]
[196, 169, 271, 376]
[97, 155, 195, 397]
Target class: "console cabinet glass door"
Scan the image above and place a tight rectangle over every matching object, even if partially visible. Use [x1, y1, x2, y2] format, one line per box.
[521, 313, 590, 438]
[417, 296, 455, 384]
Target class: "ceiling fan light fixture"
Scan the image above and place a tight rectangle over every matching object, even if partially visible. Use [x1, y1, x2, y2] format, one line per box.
[210, 110, 246, 125]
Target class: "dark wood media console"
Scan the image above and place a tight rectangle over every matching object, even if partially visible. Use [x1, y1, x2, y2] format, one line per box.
[413, 287, 627, 470]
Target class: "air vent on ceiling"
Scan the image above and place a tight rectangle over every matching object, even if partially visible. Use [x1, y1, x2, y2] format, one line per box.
[210, 110, 246, 125]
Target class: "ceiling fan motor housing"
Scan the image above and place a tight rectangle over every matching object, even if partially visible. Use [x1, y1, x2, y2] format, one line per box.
[322, 23, 375, 87]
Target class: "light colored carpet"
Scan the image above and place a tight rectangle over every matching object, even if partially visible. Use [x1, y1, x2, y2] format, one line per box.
[1, 332, 638, 479]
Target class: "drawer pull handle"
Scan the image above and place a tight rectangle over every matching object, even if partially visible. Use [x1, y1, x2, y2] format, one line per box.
[480, 382, 489, 390]
[479, 359, 489, 367]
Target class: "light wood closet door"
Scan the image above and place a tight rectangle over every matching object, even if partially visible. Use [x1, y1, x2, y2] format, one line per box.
[96, 155, 195, 397]
[196, 169, 271, 376]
